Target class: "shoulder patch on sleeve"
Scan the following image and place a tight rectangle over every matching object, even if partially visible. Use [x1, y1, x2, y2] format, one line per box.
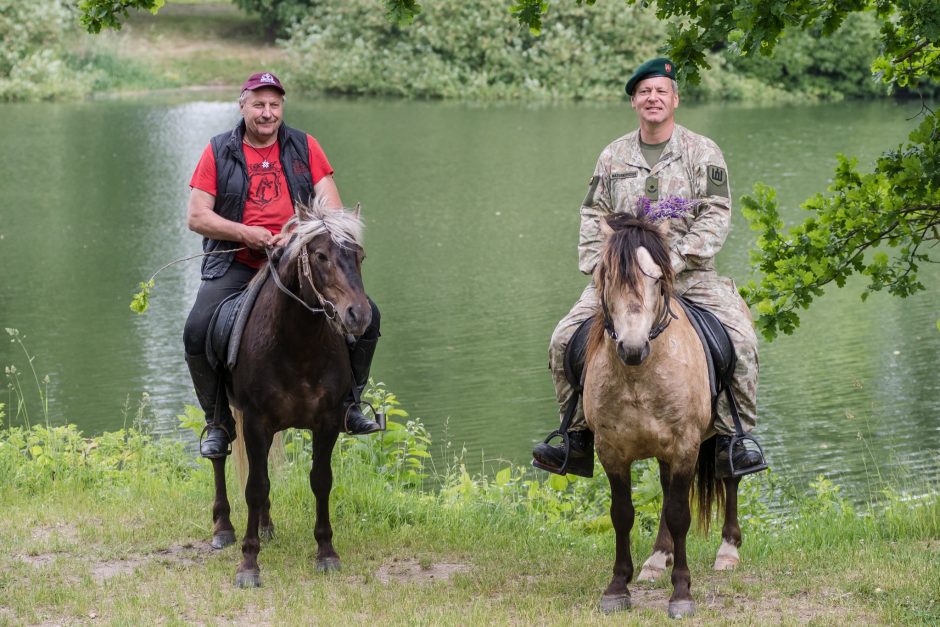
[582, 175, 600, 207]
[706, 165, 729, 198]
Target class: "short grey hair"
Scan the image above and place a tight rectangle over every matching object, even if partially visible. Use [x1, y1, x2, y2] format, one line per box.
[239, 89, 286, 106]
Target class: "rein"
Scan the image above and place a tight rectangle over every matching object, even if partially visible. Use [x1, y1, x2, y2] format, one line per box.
[601, 274, 678, 342]
[264, 246, 338, 321]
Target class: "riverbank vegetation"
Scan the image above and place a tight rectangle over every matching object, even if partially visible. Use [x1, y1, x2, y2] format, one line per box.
[2, 362, 939, 623]
[0, 0, 911, 104]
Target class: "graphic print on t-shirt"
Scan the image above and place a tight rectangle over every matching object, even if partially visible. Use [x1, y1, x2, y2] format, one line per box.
[248, 161, 282, 206]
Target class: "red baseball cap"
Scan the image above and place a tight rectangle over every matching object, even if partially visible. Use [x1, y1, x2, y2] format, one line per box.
[241, 72, 285, 94]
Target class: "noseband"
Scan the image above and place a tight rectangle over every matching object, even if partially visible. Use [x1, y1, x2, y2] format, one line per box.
[601, 272, 678, 342]
[264, 245, 340, 322]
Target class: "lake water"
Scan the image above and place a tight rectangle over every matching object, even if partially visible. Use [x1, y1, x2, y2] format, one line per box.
[0, 94, 937, 499]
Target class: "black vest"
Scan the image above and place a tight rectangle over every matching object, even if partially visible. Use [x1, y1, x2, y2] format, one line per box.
[200, 120, 316, 279]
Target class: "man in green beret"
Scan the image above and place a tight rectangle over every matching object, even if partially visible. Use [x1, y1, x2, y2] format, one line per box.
[532, 57, 767, 478]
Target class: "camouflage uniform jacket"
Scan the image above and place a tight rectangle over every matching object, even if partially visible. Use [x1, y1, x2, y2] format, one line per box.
[579, 124, 731, 294]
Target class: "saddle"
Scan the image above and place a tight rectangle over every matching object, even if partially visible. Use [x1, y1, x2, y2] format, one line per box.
[563, 296, 736, 411]
[206, 267, 268, 371]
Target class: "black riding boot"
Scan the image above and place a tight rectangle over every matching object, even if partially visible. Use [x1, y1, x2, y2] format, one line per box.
[344, 335, 382, 435]
[185, 353, 236, 458]
[532, 429, 595, 478]
[715, 433, 767, 477]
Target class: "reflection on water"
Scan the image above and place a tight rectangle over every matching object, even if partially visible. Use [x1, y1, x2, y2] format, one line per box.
[0, 96, 937, 501]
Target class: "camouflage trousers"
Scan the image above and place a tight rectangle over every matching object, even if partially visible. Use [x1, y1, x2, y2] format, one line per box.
[549, 275, 759, 435]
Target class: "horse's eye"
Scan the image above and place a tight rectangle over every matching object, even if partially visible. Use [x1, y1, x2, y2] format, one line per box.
[315, 252, 329, 263]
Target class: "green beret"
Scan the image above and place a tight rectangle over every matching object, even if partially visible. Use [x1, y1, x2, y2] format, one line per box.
[625, 57, 676, 96]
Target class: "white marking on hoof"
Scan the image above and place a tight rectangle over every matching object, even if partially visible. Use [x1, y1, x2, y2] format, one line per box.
[713, 539, 740, 571]
[637, 550, 672, 582]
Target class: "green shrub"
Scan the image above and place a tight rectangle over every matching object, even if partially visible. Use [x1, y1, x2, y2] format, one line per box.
[282, 0, 886, 102]
[723, 12, 889, 101]
[284, 0, 665, 100]
[0, 0, 99, 101]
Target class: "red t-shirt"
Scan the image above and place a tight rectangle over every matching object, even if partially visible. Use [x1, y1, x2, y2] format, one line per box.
[189, 134, 334, 268]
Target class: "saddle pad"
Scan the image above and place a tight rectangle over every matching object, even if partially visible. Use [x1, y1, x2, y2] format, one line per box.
[676, 296, 737, 400]
[205, 267, 267, 371]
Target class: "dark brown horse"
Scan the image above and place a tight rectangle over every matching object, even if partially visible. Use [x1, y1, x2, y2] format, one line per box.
[208, 199, 372, 587]
[583, 214, 742, 618]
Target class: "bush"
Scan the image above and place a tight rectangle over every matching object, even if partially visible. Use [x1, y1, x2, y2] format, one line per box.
[284, 0, 665, 100]
[0, 0, 98, 101]
[282, 0, 886, 102]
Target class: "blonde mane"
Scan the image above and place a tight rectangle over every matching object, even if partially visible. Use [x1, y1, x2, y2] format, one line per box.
[282, 196, 364, 261]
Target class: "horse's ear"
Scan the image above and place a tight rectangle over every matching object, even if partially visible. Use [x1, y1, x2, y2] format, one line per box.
[600, 216, 615, 239]
[353, 202, 361, 219]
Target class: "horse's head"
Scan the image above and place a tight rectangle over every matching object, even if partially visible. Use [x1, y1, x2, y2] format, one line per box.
[277, 199, 371, 336]
[593, 214, 675, 366]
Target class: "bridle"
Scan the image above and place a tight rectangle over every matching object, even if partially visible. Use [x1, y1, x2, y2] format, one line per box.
[264, 243, 347, 325]
[600, 269, 678, 342]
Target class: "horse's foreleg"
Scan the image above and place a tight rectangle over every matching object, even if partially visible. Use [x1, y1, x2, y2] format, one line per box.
[663, 469, 695, 618]
[235, 423, 273, 588]
[600, 472, 634, 614]
[310, 428, 340, 573]
[210, 457, 236, 549]
[260, 494, 275, 541]
[638, 460, 674, 582]
[714, 476, 742, 570]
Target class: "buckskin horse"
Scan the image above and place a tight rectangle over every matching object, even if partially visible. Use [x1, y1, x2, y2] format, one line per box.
[583, 213, 743, 618]
[206, 199, 372, 587]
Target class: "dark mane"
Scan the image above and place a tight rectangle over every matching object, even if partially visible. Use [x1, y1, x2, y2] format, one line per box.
[588, 214, 675, 353]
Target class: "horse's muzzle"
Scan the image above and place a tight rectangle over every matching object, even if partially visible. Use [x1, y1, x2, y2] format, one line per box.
[617, 340, 650, 366]
[342, 302, 372, 337]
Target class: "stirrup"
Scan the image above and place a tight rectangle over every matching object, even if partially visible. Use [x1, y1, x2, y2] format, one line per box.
[531, 429, 571, 475]
[724, 433, 768, 478]
[199, 423, 234, 458]
[343, 400, 386, 433]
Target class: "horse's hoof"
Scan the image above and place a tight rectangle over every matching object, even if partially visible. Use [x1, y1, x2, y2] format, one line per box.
[260, 525, 275, 541]
[600, 593, 632, 614]
[235, 570, 262, 588]
[316, 557, 341, 573]
[636, 565, 665, 582]
[713, 540, 740, 571]
[211, 530, 236, 550]
[668, 600, 695, 619]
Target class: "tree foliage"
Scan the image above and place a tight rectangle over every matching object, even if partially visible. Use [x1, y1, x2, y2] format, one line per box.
[229, 0, 320, 36]
[77, 0, 165, 33]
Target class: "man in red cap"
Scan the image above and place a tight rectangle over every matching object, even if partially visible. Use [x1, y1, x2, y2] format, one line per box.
[184, 72, 383, 458]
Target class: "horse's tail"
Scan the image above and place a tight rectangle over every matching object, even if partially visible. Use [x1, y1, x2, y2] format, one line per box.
[231, 408, 285, 491]
[694, 435, 725, 532]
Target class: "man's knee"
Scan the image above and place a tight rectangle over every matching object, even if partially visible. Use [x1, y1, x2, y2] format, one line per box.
[183, 308, 213, 356]
[363, 297, 381, 340]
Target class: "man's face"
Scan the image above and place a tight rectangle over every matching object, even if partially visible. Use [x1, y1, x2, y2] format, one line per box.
[240, 87, 283, 142]
[630, 76, 679, 126]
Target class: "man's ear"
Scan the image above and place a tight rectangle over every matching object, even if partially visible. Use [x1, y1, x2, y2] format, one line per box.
[656, 219, 670, 236]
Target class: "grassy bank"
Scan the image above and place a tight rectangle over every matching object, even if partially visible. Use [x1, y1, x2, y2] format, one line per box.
[85, 0, 286, 95]
[2, 408, 938, 625]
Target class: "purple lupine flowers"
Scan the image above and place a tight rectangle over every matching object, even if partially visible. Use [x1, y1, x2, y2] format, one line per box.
[637, 196, 697, 222]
